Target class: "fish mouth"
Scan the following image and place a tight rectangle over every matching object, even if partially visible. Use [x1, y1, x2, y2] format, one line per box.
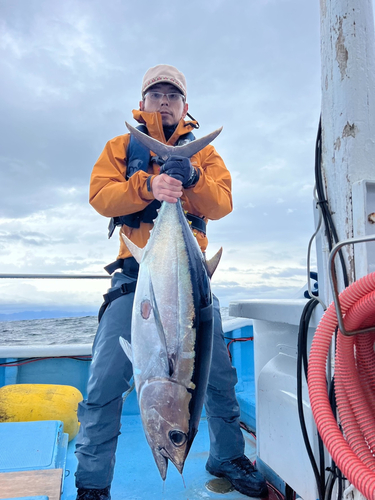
[160, 446, 185, 474]
[152, 447, 168, 480]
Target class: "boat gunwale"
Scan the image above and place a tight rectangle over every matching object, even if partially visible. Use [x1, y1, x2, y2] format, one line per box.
[0, 319, 253, 358]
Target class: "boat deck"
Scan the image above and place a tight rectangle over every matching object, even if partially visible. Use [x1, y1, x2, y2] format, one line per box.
[63, 415, 258, 500]
[0, 319, 274, 499]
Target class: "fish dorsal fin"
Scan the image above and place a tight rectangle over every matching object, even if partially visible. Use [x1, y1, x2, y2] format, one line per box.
[205, 247, 223, 278]
[119, 337, 133, 364]
[121, 233, 145, 264]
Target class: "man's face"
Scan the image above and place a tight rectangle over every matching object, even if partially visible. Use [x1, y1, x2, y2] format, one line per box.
[140, 83, 188, 126]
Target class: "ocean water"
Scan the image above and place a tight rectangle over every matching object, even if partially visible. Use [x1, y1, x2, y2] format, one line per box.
[0, 316, 99, 346]
[0, 307, 230, 346]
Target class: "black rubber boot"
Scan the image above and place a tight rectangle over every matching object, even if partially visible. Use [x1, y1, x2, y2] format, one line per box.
[76, 486, 111, 500]
[206, 455, 268, 498]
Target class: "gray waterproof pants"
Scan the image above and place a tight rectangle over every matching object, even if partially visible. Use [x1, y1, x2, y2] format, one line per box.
[75, 271, 244, 489]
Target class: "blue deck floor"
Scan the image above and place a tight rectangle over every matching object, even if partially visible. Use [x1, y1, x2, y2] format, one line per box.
[0, 321, 261, 499]
[63, 415, 258, 500]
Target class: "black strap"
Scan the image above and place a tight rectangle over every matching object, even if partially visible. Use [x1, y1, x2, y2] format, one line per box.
[108, 211, 206, 240]
[104, 257, 139, 277]
[98, 279, 137, 323]
[102, 281, 137, 305]
[186, 213, 206, 235]
[104, 259, 125, 275]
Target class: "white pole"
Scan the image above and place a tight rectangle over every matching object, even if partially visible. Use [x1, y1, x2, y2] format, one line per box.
[318, 0, 375, 304]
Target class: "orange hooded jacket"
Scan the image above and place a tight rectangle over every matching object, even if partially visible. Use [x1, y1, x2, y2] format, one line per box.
[89, 109, 233, 260]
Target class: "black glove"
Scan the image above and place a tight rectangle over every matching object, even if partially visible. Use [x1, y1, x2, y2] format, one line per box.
[160, 155, 199, 188]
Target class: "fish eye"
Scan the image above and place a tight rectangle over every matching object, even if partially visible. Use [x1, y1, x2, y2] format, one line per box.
[169, 430, 187, 447]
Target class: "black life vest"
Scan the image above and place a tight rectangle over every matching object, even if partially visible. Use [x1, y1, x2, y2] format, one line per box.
[107, 125, 199, 238]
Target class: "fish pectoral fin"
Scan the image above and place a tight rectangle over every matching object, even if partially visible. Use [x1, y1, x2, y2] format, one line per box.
[119, 337, 133, 364]
[205, 247, 223, 278]
[149, 278, 170, 374]
[121, 233, 144, 264]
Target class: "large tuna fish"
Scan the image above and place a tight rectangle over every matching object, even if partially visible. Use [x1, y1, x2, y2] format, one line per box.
[120, 124, 222, 480]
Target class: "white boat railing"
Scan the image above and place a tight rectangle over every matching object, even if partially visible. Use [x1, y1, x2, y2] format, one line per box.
[0, 343, 93, 358]
[0, 273, 253, 358]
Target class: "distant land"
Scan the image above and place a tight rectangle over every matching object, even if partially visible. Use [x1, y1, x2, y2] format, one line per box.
[0, 310, 97, 322]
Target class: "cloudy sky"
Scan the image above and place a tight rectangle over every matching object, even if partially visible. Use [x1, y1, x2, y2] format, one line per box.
[0, 0, 330, 314]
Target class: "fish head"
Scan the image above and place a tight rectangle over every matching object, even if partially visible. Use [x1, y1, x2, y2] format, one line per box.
[139, 378, 193, 479]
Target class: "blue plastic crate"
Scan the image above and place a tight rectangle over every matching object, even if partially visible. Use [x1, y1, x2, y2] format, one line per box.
[0, 420, 68, 477]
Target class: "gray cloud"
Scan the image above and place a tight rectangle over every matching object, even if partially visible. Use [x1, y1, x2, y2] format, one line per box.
[0, 0, 331, 310]
[0, 230, 57, 246]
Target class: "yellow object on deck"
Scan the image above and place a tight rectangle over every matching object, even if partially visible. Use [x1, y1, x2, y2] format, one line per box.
[0, 383, 83, 441]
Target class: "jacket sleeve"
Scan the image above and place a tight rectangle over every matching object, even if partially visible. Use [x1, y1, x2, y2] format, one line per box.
[89, 134, 155, 217]
[184, 145, 233, 220]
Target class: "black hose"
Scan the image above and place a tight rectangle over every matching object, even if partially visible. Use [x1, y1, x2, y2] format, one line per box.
[324, 470, 337, 500]
[314, 118, 349, 288]
[297, 297, 325, 500]
[296, 118, 350, 500]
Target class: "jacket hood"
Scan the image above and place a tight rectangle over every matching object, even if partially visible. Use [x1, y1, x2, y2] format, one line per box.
[132, 109, 198, 145]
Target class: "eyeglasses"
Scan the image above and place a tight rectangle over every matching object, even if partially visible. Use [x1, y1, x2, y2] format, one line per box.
[145, 91, 185, 103]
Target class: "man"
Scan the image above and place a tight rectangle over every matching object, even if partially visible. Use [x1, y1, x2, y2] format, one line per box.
[75, 64, 268, 499]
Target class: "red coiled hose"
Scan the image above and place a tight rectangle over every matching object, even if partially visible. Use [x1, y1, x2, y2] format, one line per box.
[308, 272, 375, 499]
